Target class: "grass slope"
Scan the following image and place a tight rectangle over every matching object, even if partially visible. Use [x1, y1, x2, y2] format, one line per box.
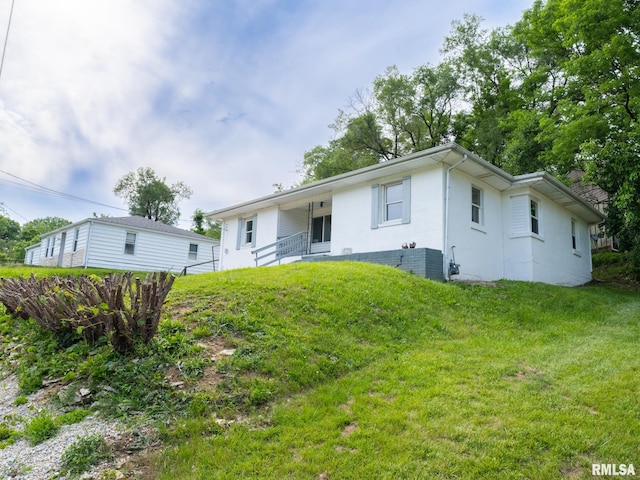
[151, 262, 640, 480]
[0, 261, 638, 479]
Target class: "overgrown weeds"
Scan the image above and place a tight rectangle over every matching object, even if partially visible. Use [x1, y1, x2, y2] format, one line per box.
[60, 433, 113, 476]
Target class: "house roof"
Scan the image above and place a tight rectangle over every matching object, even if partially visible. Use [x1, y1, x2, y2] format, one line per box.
[41, 216, 219, 243]
[207, 143, 605, 225]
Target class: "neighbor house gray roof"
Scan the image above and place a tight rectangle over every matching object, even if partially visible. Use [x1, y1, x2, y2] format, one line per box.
[42, 216, 219, 243]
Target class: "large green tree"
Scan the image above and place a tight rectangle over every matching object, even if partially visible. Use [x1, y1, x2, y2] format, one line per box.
[302, 62, 463, 182]
[21, 217, 72, 244]
[114, 168, 192, 225]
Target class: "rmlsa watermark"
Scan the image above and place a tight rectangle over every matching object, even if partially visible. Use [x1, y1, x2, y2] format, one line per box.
[592, 463, 636, 476]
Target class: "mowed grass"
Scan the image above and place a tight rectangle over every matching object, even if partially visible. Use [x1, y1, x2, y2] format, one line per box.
[149, 261, 640, 480]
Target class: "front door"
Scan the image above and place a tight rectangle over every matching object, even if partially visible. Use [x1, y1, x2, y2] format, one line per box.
[311, 214, 331, 253]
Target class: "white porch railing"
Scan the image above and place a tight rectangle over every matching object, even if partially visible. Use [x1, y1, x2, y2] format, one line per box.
[251, 231, 309, 266]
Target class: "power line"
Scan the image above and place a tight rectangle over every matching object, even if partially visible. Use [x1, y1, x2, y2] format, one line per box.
[0, 201, 26, 221]
[0, 169, 128, 211]
[0, 0, 15, 81]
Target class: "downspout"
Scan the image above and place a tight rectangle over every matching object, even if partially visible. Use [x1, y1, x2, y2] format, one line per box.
[443, 154, 467, 281]
[83, 221, 93, 269]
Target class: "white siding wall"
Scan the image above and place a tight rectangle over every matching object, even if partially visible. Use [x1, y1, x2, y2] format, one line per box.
[502, 189, 593, 286]
[330, 167, 444, 256]
[278, 208, 308, 239]
[220, 207, 279, 270]
[24, 244, 41, 265]
[85, 223, 218, 274]
[446, 171, 505, 281]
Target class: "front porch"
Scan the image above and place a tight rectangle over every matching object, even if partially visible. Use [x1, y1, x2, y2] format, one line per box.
[252, 199, 332, 266]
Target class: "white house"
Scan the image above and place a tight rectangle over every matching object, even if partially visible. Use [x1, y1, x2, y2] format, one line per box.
[24, 216, 220, 274]
[207, 143, 605, 286]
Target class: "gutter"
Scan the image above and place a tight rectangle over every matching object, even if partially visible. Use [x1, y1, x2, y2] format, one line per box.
[443, 154, 467, 281]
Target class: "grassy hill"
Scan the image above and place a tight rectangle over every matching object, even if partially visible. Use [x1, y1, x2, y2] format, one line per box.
[1, 260, 639, 479]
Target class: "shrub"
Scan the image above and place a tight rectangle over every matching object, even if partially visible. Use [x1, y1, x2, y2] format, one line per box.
[0, 272, 175, 354]
[60, 434, 113, 475]
[23, 410, 59, 445]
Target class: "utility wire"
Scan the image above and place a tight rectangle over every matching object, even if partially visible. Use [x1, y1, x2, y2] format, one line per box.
[0, 201, 26, 221]
[0, 169, 128, 211]
[0, 0, 15, 81]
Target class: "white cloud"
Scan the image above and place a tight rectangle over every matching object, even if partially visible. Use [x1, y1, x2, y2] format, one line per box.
[0, 0, 532, 226]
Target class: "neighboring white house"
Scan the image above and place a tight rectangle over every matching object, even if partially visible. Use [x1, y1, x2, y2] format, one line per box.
[207, 143, 605, 286]
[24, 216, 220, 274]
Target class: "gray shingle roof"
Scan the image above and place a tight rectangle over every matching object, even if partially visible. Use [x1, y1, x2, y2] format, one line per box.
[90, 216, 218, 243]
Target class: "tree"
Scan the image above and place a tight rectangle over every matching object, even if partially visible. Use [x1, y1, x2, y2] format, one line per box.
[0, 216, 21, 262]
[114, 168, 192, 226]
[191, 209, 221, 239]
[21, 217, 72, 244]
[0, 216, 20, 241]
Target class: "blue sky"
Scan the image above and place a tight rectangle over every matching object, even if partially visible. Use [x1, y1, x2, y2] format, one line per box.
[0, 0, 532, 229]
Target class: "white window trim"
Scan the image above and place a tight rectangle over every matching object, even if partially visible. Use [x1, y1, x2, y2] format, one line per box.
[236, 215, 257, 249]
[188, 243, 198, 261]
[371, 176, 411, 229]
[470, 185, 486, 232]
[124, 232, 136, 255]
[571, 219, 582, 256]
[530, 197, 543, 238]
[509, 194, 544, 240]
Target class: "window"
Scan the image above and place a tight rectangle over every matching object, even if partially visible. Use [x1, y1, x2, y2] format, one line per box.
[530, 200, 539, 235]
[471, 186, 482, 224]
[371, 176, 411, 228]
[124, 232, 136, 255]
[236, 215, 257, 249]
[245, 219, 254, 245]
[73, 228, 79, 252]
[49, 237, 56, 257]
[45, 238, 51, 257]
[384, 183, 403, 222]
[189, 243, 198, 261]
[571, 220, 577, 250]
[312, 215, 332, 243]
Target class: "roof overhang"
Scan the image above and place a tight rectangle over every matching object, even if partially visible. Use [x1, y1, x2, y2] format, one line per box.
[207, 143, 511, 219]
[206, 142, 605, 225]
[510, 172, 605, 225]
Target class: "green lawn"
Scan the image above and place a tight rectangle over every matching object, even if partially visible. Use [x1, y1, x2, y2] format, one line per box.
[152, 262, 640, 480]
[0, 261, 638, 479]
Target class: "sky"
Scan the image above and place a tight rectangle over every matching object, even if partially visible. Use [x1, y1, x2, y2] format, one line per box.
[0, 0, 533, 230]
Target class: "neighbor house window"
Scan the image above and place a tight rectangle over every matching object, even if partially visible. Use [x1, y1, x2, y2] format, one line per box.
[73, 228, 80, 252]
[530, 200, 540, 235]
[49, 237, 56, 257]
[189, 243, 198, 261]
[45, 238, 51, 257]
[371, 176, 411, 228]
[312, 215, 332, 243]
[124, 232, 136, 255]
[471, 186, 483, 224]
[571, 220, 577, 250]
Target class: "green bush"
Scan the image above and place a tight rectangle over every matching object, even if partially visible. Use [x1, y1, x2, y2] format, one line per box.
[60, 434, 113, 475]
[23, 411, 59, 445]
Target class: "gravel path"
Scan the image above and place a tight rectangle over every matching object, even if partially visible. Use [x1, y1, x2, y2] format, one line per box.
[0, 374, 125, 480]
